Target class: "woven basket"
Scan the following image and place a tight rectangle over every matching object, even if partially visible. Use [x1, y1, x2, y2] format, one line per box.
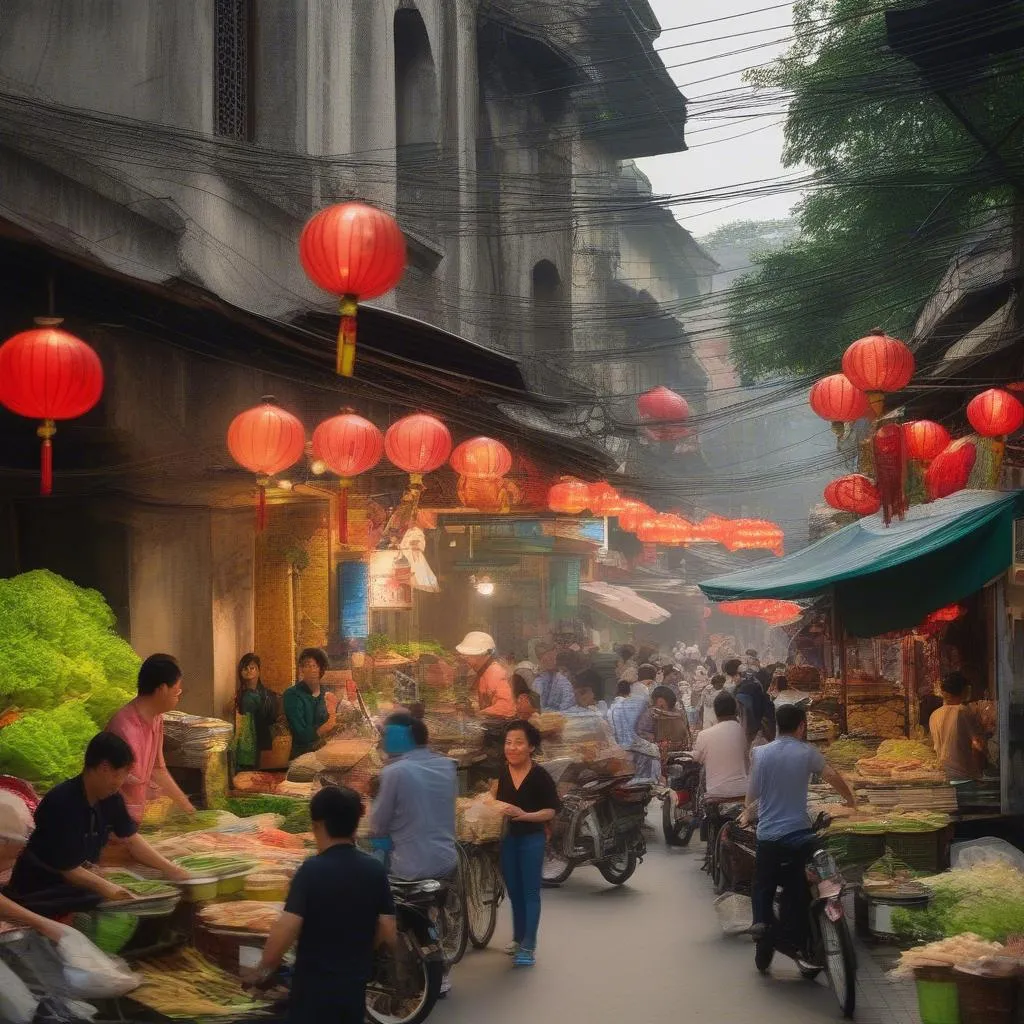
[955, 969, 1017, 1024]
[319, 738, 375, 770]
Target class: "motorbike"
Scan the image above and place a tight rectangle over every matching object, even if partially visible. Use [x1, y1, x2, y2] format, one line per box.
[365, 878, 447, 1024]
[703, 798, 746, 891]
[542, 772, 654, 886]
[659, 752, 701, 847]
[719, 813, 857, 1018]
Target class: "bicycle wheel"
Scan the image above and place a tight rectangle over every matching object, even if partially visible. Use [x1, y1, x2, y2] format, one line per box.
[817, 908, 857, 1018]
[439, 880, 468, 966]
[465, 847, 501, 949]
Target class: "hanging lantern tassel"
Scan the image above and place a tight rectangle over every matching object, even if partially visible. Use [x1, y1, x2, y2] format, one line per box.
[256, 475, 270, 533]
[37, 418, 56, 496]
[872, 423, 907, 525]
[337, 295, 358, 377]
[338, 478, 352, 544]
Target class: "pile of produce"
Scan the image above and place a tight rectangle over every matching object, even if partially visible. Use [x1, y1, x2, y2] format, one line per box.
[847, 698, 905, 738]
[890, 934, 1006, 978]
[102, 873, 179, 899]
[892, 864, 1024, 942]
[826, 810, 950, 835]
[174, 854, 257, 878]
[134, 948, 268, 1018]
[0, 570, 139, 788]
[199, 901, 282, 934]
[227, 795, 307, 819]
[824, 738, 876, 770]
[877, 739, 938, 764]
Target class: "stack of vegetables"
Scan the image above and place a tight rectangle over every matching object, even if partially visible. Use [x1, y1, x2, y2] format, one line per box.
[134, 947, 269, 1018]
[892, 863, 1024, 942]
[824, 738, 877, 771]
[0, 570, 140, 789]
[890, 935, 1008, 978]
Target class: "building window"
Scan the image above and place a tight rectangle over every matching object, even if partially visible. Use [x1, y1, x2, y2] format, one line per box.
[214, 0, 253, 140]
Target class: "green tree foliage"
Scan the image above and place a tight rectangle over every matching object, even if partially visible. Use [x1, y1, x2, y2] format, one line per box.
[0, 570, 138, 787]
[728, 0, 1023, 379]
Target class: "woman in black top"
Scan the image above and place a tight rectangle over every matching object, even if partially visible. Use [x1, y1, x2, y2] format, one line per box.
[235, 653, 280, 769]
[496, 719, 560, 968]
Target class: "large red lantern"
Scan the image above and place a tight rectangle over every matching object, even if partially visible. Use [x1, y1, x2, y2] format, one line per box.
[312, 411, 383, 543]
[824, 474, 880, 517]
[842, 329, 915, 415]
[0, 319, 104, 496]
[227, 398, 306, 531]
[925, 439, 976, 500]
[728, 519, 785, 557]
[637, 386, 690, 441]
[903, 420, 950, 462]
[967, 388, 1024, 487]
[719, 599, 802, 625]
[450, 437, 512, 480]
[547, 477, 590, 515]
[587, 482, 629, 517]
[618, 499, 653, 533]
[385, 413, 452, 484]
[808, 374, 870, 437]
[298, 202, 407, 377]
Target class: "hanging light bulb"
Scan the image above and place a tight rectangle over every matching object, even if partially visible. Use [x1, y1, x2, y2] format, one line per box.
[472, 574, 495, 597]
[311, 459, 328, 476]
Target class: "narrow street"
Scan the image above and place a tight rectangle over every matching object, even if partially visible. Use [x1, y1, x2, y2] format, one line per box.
[440, 826, 918, 1024]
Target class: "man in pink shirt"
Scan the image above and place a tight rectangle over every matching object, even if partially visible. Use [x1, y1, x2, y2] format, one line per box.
[456, 632, 515, 719]
[108, 653, 194, 822]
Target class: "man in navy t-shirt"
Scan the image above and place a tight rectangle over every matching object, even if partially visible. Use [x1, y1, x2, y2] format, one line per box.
[246, 785, 396, 1024]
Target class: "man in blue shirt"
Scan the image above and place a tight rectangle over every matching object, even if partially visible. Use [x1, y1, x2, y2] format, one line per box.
[371, 713, 458, 994]
[532, 642, 575, 712]
[743, 704, 856, 963]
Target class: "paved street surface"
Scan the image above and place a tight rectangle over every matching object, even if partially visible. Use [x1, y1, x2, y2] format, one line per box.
[439, 825, 920, 1024]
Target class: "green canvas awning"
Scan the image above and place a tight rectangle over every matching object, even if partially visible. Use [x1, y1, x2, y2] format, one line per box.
[699, 490, 1024, 637]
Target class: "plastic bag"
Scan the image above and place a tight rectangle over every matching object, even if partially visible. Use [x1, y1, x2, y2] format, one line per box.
[0, 958, 38, 1024]
[56, 931, 140, 999]
[0, 790, 34, 842]
[714, 892, 753, 936]
[951, 837, 1024, 873]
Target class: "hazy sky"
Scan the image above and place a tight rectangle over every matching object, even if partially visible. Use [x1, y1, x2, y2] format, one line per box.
[636, 0, 803, 237]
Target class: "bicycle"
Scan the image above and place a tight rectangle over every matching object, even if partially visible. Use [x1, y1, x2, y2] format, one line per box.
[458, 841, 505, 949]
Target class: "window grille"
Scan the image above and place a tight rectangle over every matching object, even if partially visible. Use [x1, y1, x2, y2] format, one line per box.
[214, 0, 252, 140]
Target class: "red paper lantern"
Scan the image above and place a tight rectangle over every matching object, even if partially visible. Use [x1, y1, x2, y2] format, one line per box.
[637, 386, 690, 441]
[690, 515, 735, 547]
[842, 329, 915, 414]
[298, 202, 407, 377]
[312, 411, 384, 543]
[719, 599, 802, 625]
[967, 388, 1024, 438]
[903, 420, 950, 462]
[449, 437, 512, 480]
[548, 477, 590, 515]
[924, 603, 964, 625]
[808, 374, 870, 436]
[618, 499, 653, 533]
[925, 439, 976, 500]
[384, 413, 452, 483]
[227, 398, 306, 530]
[728, 519, 785, 557]
[0, 319, 104, 496]
[824, 474, 881, 517]
[587, 482, 629, 517]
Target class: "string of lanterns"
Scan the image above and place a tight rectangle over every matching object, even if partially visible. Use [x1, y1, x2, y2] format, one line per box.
[809, 329, 1024, 524]
[718, 599, 803, 625]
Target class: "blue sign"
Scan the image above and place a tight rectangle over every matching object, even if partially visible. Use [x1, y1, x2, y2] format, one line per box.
[338, 561, 369, 639]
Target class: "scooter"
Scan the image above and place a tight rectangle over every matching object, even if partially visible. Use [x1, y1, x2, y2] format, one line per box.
[542, 773, 653, 886]
[660, 752, 701, 847]
[365, 878, 447, 1024]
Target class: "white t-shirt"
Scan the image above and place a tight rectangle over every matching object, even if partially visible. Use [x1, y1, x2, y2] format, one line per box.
[692, 719, 749, 799]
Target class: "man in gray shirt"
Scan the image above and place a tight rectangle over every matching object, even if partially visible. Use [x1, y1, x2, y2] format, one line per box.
[743, 703, 856, 965]
[532, 641, 576, 712]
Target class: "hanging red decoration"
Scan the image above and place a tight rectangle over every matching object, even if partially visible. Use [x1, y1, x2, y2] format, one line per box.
[719, 599, 802, 625]
[227, 397, 306, 531]
[298, 202, 407, 377]
[923, 603, 965, 625]
[312, 411, 383, 544]
[587, 482, 629, 517]
[924, 439, 976, 501]
[510, 455, 548, 510]
[450, 437, 512, 480]
[903, 420, 950, 462]
[824, 475, 880, 517]
[841, 329, 915, 416]
[687, 515, 734, 547]
[871, 422, 907, 525]
[727, 519, 785, 557]
[618, 499, 654, 533]
[967, 388, 1024, 437]
[385, 413, 452, 483]
[636, 513, 677, 544]
[547, 477, 590, 515]
[0, 318, 104, 496]
[637, 386, 690, 441]
[663, 514, 694, 545]
[967, 388, 1024, 487]
[808, 374, 870, 437]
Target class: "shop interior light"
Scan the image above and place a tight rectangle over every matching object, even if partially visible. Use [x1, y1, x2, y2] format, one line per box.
[472, 574, 495, 597]
[310, 459, 327, 475]
[277, 479, 293, 491]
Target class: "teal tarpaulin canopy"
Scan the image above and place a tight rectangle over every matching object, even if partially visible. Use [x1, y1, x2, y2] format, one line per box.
[699, 490, 1024, 637]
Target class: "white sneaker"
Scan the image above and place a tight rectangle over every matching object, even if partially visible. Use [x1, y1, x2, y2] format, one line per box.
[440, 976, 452, 997]
[505, 942, 520, 956]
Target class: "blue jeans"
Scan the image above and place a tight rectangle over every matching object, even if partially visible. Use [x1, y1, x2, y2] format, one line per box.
[500, 831, 546, 951]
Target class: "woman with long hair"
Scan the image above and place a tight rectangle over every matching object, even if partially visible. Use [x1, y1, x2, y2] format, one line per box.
[235, 653, 279, 769]
[496, 720, 560, 967]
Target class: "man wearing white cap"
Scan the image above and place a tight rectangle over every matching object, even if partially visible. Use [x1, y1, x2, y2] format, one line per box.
[456, 632, 515, 719]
